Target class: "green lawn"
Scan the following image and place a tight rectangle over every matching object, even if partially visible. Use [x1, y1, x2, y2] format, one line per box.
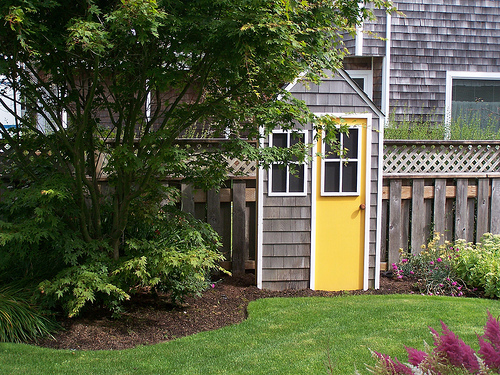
[2, 294, 499, 374]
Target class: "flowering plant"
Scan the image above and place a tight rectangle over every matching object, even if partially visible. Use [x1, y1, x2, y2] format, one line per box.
[392, 233, 468, 297]
[358, 311, 500, 374]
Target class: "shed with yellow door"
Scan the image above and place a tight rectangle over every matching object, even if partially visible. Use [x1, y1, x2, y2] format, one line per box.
[257, 70, 385, 292]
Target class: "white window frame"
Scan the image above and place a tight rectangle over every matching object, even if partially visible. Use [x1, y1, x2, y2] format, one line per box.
[268, 129, 308, 197]
[320, 125, 362, 197]
[445, 71, 500, 138]
[346, 70, 373, 100]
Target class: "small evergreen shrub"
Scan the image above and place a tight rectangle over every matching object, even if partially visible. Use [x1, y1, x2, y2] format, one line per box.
[358, 311, 500, 374]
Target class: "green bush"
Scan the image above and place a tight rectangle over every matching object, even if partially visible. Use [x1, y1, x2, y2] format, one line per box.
[0, 174, 93, 283]
[0, 286, 58, 343]
[453, 234, 500, 298]
[39, 206, 227, 317]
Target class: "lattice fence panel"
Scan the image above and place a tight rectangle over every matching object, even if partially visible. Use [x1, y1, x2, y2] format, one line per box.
[384, 142, 500, 174]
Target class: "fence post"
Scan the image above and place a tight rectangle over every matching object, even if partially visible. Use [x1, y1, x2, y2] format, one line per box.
[388, 179, 402, 266]
[232, 181, 247, 275]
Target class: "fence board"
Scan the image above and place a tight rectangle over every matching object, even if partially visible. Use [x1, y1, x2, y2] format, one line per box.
[207, 188, 222, 237]
[455, 179, 469, 240]
[181, 183, 195, 216]
[388, 179, 402, 265]
[492, 179, 500, 234]
[232, 181, 247, 275]
[411, 180, 426, 254]
[434, 179, 447, 242]
[477, 179, 490, 242]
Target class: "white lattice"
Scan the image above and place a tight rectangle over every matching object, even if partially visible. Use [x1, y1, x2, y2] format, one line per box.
[226, 157, 257, 177]
[384, 141, 500, 174]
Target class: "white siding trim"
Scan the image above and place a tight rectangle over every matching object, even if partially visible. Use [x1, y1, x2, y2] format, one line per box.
[257, 128, 265, 289]
[374, 120, 384, 290]
[381, 13, 392, 123]
[310, 129, 318, 290]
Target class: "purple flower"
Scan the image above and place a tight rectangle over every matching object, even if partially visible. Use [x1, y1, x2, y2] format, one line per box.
[405, 346, 428, 366]
[430, 321, 480, 372]
[439, 284, 444, 287]
[452, 281, 457, 286]
[478, 311, 500, 371]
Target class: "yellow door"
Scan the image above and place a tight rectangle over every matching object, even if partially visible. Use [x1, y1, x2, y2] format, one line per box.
[314, 119, 367, 291]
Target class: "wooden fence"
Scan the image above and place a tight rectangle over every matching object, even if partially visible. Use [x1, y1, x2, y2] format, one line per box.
[381, 140, 500, 267]
[178, 179, 256, 275]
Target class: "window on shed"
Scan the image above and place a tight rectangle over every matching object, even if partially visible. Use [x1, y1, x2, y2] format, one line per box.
[321, 127, 361, 196]
[346, 70, 373, 100]
[450, 77, 500, 132]
[269, 130, 307, 196]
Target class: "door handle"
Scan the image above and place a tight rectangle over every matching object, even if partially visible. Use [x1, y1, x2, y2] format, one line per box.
[359, 204, 366, 210]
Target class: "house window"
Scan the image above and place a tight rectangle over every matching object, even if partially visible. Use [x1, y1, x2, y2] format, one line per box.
[321, 127, 361, 196]
[268, 130, 307, 196]
[346, 70, 373, 100]
[446, 72, 500, 133]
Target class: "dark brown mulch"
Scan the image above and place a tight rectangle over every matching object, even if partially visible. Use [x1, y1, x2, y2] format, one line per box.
[34, 274, 417, 351]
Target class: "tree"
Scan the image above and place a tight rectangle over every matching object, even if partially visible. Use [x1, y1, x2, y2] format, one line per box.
[0, 0, 392, 315]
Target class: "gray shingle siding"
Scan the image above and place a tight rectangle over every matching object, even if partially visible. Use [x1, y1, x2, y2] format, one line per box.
[343, 0, 500, 123]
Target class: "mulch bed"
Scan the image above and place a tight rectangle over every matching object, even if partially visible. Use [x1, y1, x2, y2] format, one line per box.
[34, 274, 419, 351]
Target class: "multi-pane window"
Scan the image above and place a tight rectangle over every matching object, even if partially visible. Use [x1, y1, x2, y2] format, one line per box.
[321, 127, 361, 196]
[269, 130, 307, 196]
[452, 78, 500, 131]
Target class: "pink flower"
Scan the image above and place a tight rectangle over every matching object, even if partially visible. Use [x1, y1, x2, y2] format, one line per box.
[452, 281, 457, 286]
[430, 261, 435, 265]
[401, 258, 408, 263]
[405, 346, 428, 366]
[430, 321, 480, 372]
[211, 284, 215, 288]
[437, 258, 443, 262]
[410, 271, 414, 275]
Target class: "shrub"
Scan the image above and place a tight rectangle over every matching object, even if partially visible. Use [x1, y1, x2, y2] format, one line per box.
[39, 206, 227, 317]
[392, 233, 468, 297]
[358, 311, 500, 374]
[453, 234, 500, 298]
[0, 286, 58, 343]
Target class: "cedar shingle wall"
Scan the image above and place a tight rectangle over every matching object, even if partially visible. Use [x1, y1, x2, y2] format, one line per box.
[261, 72, 382, 290]
[344, 1, 500, 123]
